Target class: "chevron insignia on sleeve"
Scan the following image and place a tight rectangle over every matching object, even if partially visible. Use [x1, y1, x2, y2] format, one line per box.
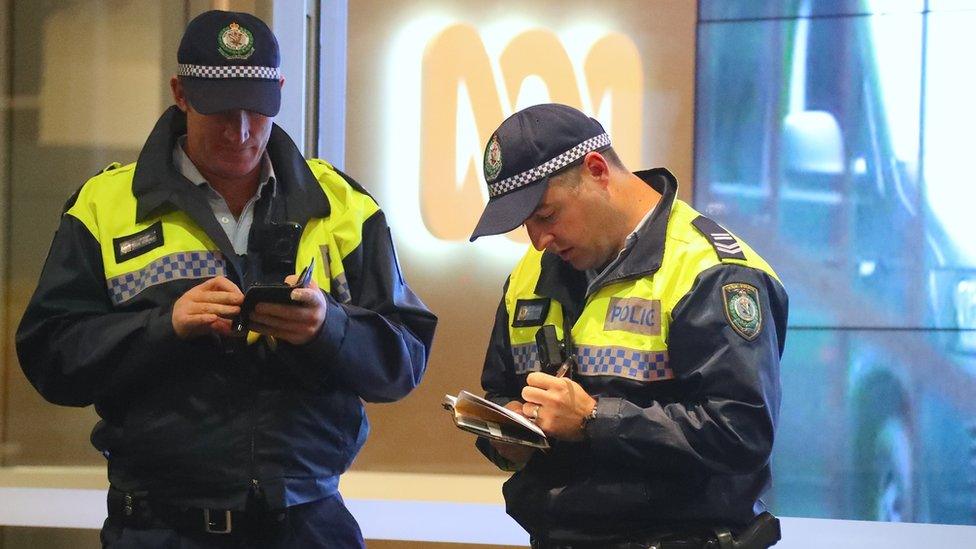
[691, 215, 747, 261]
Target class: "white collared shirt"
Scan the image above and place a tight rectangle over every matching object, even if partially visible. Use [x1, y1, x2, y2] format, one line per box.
[173, 136, 276, 255]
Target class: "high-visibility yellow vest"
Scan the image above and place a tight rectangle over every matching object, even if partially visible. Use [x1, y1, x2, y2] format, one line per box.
[505, 199, 779, 382]
[66, 159, 378, 308]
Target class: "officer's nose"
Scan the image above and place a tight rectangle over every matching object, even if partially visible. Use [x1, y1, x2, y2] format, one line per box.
[223, 110, 250, 145]
[525, 221, 553, 252]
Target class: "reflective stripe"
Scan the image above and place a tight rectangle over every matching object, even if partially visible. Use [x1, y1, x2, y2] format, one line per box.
[574, 345, 672, 382]
[512, 342, 540, 375]
[332, 272, 352, 304]
[316, 243, 351, 304]
[107, 251, 227, 305]
[69, 158, 375, 309]
[504, 197, 778, 387]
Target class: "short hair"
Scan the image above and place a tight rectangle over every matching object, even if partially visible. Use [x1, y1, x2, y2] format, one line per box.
[601, 147, 627, 170]
[549, 147, 626, 189]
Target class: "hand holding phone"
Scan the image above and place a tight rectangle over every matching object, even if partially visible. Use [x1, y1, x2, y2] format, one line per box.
[231, 258, 315, 336]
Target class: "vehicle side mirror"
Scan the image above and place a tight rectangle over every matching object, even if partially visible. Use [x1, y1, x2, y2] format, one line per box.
[782, 110, 845, 175]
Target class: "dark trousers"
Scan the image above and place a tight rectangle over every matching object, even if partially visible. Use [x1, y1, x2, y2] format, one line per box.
[101, 494, 365, 549]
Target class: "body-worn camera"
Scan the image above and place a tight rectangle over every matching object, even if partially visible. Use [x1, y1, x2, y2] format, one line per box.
[255, 221, 302, 276]
[535, 324, 572, 377]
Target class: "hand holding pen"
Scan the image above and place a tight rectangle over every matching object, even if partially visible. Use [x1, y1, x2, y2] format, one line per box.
[521, 325, 595, 440]
[521, 370, 595, 441]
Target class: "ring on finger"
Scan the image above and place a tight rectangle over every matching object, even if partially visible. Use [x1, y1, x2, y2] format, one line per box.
[529, 404, 540, 420]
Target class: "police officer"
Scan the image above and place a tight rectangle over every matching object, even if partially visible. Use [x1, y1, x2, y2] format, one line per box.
[16, 10, 436, 548]
[469, 104, 787, 548]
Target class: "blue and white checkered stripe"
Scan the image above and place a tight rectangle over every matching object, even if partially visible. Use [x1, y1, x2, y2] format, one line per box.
[320, 245, 351, 304]
[487, 133, 611, 198]
[574, 345, 673, 382]
[332, 272, 351, 304]
[511, 343, 540, 375]
[107, 251, 227, 305]
[178, 63, 280, 80]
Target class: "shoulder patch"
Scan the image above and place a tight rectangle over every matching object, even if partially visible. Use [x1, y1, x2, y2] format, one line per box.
[691, 215, 746, 261]
[722, 283, 762, 340]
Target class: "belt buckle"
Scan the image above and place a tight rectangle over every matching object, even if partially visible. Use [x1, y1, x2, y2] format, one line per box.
[204, 509, 233, 534]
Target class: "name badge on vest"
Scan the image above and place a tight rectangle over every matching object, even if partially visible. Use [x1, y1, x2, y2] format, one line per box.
[512, 298, 550, 328]
[605, 297, 661, 335]
[113, 221, 164, 263]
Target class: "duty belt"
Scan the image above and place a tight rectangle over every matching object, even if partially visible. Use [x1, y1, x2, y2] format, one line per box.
[532, 537, 713, 549]
[107, 487, 287, 536]
[531, 512, 781, 549]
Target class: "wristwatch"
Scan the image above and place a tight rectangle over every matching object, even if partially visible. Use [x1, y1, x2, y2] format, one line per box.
[580, 401, 598, 437]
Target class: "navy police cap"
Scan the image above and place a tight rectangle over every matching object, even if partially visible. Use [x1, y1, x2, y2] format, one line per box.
[469, 104, 611, 241]
[177, 10, 281, 117]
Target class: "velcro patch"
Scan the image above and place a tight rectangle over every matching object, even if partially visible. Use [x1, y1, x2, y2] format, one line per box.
[113, 221, 164, 263]
[512, 298, 550, 328]
[722, 283, 762, 340]
[692, 215, 746, 260]
[604, 297, 661, 336]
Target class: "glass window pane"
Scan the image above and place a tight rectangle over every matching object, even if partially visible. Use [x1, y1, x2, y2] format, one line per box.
[695, 12, 925, 329]
[771, 328, 976, 524]
[699, 0, 924, 21]
[924, 11, 976, 338]
[5, 0, 182, 466]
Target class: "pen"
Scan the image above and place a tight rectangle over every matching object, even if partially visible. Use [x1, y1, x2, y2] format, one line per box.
[554, 361, 570, 378]
[295, 257, 315, 288]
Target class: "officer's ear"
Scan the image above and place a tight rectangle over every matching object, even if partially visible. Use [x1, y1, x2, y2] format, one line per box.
[170, 76, 189, 113]
[580, 151, 611, 189]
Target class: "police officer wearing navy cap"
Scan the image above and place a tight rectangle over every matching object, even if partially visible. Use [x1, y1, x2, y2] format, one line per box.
[471, 104, 787, 548]
[16, 10, 436, 548]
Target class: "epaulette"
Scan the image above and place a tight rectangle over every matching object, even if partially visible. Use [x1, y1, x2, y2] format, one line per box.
[691, 215, 746, 261]
[93, 162, 122, 177]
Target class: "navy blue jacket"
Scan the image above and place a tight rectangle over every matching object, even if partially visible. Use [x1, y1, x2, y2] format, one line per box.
[16, 107, 437, 510]
[479, 170, 786, 543]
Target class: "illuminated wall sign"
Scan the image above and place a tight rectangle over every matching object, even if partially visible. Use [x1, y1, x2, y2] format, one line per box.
[385, 19, 643, 255]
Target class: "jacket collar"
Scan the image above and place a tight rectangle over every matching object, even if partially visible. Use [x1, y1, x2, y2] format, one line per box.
[599, 167, 678, 285]
[534, 167, 679, 304]
[132, 106, 330, 225]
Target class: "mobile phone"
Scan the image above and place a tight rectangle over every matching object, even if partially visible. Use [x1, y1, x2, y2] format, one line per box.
[257, 221, 303, 275]
[230, 258, 315, 336]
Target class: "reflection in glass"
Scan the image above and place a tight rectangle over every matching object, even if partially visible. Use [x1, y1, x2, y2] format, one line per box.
[5, 0, 178, 467]
[696, 4, 976, 526]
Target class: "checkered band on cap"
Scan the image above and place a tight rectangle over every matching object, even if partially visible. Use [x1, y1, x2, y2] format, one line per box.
[487, 133, 611, 198]
[178, 63, 280, 80]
